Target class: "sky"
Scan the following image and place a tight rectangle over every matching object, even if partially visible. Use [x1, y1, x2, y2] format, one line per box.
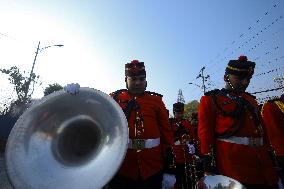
[0, 0, 283, 114]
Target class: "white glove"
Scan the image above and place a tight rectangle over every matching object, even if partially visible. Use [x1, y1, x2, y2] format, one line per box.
[162, 173, 176, 189]
[278, 178, 284, 189]
[187, 144, 195, 154]
[64, 83, 80, 95]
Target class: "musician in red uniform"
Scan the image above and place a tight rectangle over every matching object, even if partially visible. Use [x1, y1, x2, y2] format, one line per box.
[198, 56, 279, 189]
[262, 94, 284, 185]
[108, 60, 176, 189]
[190, 112, 198, 138]
[170, 102, 197, 189]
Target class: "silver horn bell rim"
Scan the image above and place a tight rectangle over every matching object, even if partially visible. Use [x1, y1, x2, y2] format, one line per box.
[5, 88, 128, 189]
[196, 174, 247, 189]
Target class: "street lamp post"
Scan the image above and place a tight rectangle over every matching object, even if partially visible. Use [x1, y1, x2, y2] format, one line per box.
[196, 67, 209, 94]
[23, 41, 64, 103]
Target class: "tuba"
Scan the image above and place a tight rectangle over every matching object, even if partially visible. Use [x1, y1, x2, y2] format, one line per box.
[4, 88, 128, 189]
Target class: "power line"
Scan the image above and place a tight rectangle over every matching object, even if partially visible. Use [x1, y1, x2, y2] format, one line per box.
[251, 86, 284, 94]
[0, 32, 18, 41]
[205, 2, 282, 72]
[255, 65, 284, 77]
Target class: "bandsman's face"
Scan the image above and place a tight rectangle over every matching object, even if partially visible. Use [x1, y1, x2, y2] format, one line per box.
[225, 74, 251, 92]
[174, 112, 183, 119]
[190, 119, 198, 126]
[126, 75, 147, 94]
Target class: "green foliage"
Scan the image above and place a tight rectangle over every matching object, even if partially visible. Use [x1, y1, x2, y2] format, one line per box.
[44, 83, 63, 96]
[1, 66, 27, 101]
[184, 100, 199, 119]
[0, 66, 40, 114]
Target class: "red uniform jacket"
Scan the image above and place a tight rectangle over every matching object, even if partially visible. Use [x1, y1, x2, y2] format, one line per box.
[111, 90, 174, 180]
[262, 99, 284, 156]
[198, 89, 278, 185]
[170, 118, 197, 164]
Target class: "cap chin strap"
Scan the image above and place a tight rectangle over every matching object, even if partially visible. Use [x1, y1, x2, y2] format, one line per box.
[125, 79, 129, 90]
[226, 75, 235, 91]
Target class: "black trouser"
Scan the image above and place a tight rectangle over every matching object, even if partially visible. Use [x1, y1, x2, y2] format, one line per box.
[277, 156, 284, 186]
[175, 163, 192, 189]
[243, 183, 279, 189]
[106, 171, 163, 189]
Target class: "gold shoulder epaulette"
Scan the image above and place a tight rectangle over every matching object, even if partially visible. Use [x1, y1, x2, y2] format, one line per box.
[274, 100, 284, 114]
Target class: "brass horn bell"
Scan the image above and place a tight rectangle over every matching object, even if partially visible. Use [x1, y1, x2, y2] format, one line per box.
[5, 88, 128, 189]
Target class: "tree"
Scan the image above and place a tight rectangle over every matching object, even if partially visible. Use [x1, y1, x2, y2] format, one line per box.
[184, 100, 199, 119]
[0, 66, 40, 115]
[44, 83, 63, 96]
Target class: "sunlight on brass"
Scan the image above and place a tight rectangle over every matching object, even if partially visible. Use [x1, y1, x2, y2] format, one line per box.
[196, 175, 246, 189]
[5, 88, 128, 189]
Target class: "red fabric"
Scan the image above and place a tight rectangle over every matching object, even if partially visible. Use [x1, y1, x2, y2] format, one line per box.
[198, 92, 278, 185]
[238, 55, 248, 61]
[170, 119, 197, 163]
[262, 100, 284, 155]
[110, 90, 174, 180]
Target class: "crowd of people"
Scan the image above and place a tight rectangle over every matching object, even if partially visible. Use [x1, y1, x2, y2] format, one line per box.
[82, 56, 280, 189]
[64, 57, 284, 189]
[2, 56, 283, 189]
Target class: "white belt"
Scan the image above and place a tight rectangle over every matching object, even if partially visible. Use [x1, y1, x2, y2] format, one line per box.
[217, 136, 263, 147]
[128, 138, 160, 150]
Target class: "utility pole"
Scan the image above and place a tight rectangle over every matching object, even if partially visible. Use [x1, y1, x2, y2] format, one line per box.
[177, 89, 185, 103]
[196, 66, 210, 94]
[23, 41, 64, 104]
[23, 41, 41, 103]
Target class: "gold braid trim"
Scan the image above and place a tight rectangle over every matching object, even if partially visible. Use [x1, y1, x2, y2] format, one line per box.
[261, 102, 267, 117]
[226, 66, 249, 72]
[274, 101, 284, 114]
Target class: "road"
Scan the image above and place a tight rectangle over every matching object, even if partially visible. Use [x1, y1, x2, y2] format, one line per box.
[0, 152, 13, 189]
